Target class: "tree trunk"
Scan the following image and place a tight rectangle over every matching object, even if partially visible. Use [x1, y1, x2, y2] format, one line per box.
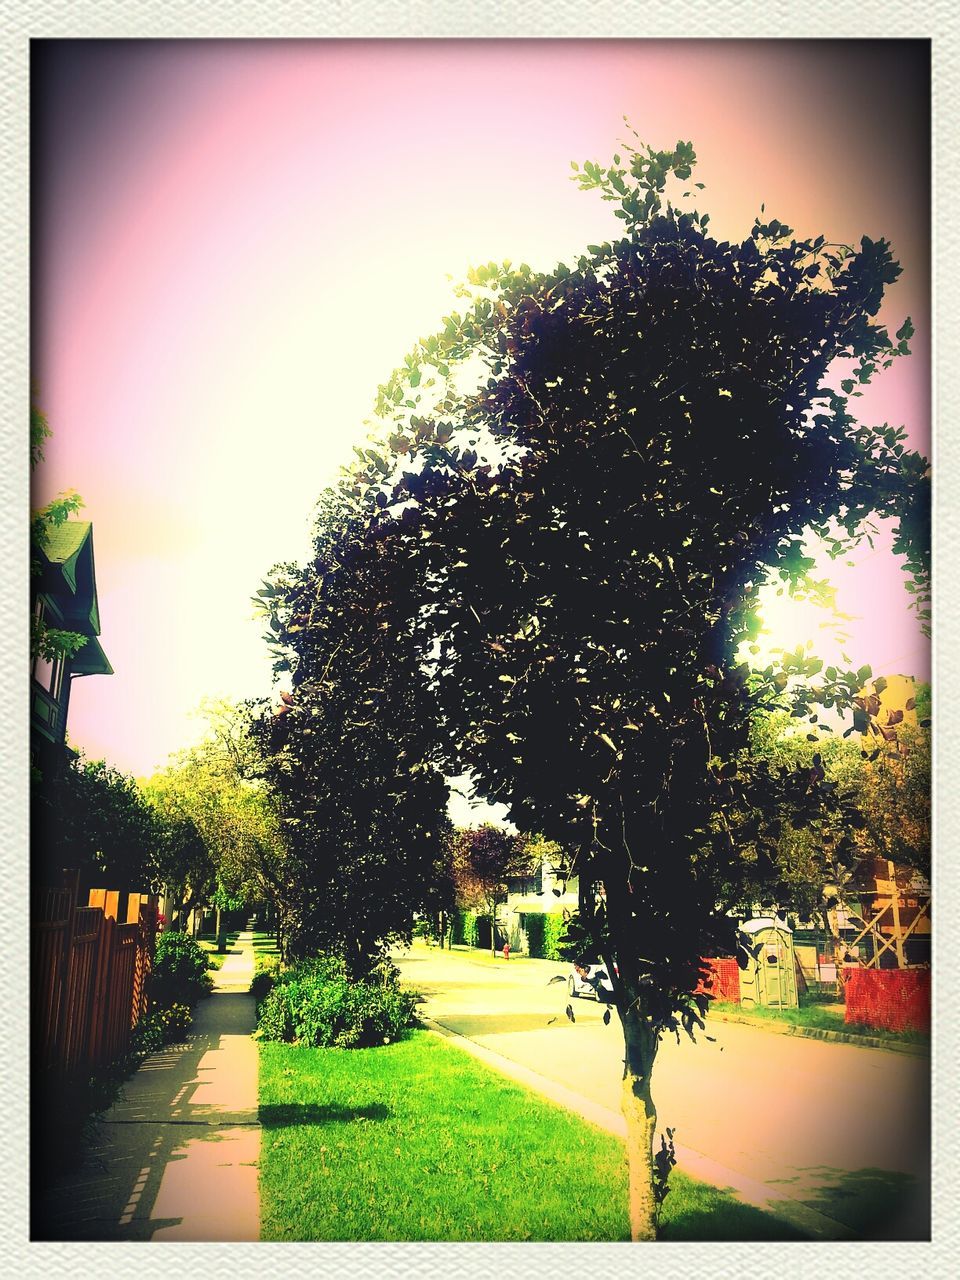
[620, 1005, 660, 1241]
[822, 906, 846, 998]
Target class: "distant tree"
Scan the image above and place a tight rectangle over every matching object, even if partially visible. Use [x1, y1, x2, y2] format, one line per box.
[448, 824, 531, 954]
[845, 682, 931, 879]
[263, 139, 928, 1238]
[149, 810, 213, 932]
[34, 754, 158, 892]
[753, 685, 930, 980]
[145, 700, 291, 942]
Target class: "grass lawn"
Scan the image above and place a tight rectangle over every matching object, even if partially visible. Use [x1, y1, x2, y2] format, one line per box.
[196, 933, 241, 969]
[258, 1030, 804, 1242]
[708, 1000, 928, 1046]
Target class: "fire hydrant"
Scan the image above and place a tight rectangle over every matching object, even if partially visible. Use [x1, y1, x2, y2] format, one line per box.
[503, 942, 510, 961]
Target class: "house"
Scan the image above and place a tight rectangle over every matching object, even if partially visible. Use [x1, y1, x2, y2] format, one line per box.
[503, 854, 579, 955]
[31, 520, 112, 779]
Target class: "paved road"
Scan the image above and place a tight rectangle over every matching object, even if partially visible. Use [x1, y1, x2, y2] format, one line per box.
[396, 943, 930, 1239]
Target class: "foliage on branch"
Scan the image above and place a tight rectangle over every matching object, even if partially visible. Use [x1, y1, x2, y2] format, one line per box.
[250, 511, 453, 976]
[30, 403, 89, 663]
[144, 699, 290, 926]
[34, 754, 159, 888]
[448, 823, 531, 919]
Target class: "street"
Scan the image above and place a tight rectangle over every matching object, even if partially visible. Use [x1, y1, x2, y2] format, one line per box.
[395, 943, 930, 1239]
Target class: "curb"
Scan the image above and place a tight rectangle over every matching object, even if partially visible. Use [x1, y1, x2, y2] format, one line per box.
[421, 1015, 856, 1241]
[709, 1010, 930, 1056]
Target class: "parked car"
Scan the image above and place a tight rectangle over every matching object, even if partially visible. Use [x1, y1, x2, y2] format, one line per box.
[568, 962, 615, 1001]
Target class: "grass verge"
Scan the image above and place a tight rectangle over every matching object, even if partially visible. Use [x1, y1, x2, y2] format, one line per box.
[259, 1029, 804, 1241]
[709, 1000, 928, 1045]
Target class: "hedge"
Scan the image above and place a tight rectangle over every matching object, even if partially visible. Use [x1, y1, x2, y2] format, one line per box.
[525, 912, 567, 960]
[450, 909, 478, 947]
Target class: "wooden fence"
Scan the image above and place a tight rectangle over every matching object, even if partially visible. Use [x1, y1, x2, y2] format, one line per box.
[32, 874, 158, 1078]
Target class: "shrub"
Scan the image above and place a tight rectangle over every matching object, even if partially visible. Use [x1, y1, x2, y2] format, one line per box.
[131, 1003, 194, 1054]
[150, 931, 211, 1008]
[525, 912, 567, 959]
[250, 952, 284, 1002]
[525, 913, 545, 957]
[542, 913, 567, 961]
[156, 1002, 193, 1042]
[256, 954, 420, 1049]
[450, 909, 478, 947]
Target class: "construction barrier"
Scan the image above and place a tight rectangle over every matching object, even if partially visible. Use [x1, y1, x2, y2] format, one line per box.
[843, 967, 930, 1033]
[696, 956, 740, 1002]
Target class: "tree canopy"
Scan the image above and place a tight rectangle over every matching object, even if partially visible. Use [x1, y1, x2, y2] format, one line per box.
[249, 554, 453, 973]
[33, 753, 158, 890]
[447, 823, 530, 948]
[145, 699, 290, 932]
[257, 138, 929, 1238]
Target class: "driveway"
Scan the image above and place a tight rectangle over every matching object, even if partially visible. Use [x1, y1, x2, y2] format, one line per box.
[395, 943, 930, 1240]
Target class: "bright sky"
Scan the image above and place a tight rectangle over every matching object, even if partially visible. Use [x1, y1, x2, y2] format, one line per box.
[32, 40, 930, 783]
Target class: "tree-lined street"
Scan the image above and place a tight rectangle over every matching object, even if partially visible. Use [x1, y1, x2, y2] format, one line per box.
[29, 40, 933, 1248]
[395, 944, 929, 1239]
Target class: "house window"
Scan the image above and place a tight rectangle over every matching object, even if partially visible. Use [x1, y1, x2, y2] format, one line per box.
[33, 650, 65, 701]
[511, 866, 544, 896]
[32, 598, 69, 699]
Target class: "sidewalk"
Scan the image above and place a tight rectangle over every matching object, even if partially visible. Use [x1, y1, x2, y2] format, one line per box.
[34, 929, 261, 1242]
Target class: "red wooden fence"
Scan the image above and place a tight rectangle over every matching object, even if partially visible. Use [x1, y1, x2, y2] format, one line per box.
[32, 874, 158, 1078]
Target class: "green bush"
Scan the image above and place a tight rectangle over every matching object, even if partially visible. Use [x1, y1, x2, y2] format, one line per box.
[150, 931, 211, 1008]
[256, 954, 420, 1049]
[132, 1003, 194, 1054]
[522, 912, 567, 959]
[450, 909, 478, 947]
[542, 913, 567, 961]
[250, 952, 284, 1001]
[156, 1002, 193, 1042]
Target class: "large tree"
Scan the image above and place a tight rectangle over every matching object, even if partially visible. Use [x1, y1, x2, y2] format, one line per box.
[250, 521, 454, 975]
[265, 141, 928, 1238]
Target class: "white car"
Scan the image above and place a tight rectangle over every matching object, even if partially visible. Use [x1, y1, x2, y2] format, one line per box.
[567, 962, 615, 1001]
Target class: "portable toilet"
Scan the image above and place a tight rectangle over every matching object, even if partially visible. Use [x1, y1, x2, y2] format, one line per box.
[738, 917, 798, 1009]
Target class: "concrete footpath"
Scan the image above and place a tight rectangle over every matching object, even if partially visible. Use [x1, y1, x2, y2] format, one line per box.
[35, 930, 260, 1242]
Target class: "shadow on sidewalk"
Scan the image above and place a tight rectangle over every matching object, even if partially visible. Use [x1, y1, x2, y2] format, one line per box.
[33, 991, 258, 1242]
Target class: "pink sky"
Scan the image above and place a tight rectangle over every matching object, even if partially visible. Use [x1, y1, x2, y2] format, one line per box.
[32, 40, 931, 779]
